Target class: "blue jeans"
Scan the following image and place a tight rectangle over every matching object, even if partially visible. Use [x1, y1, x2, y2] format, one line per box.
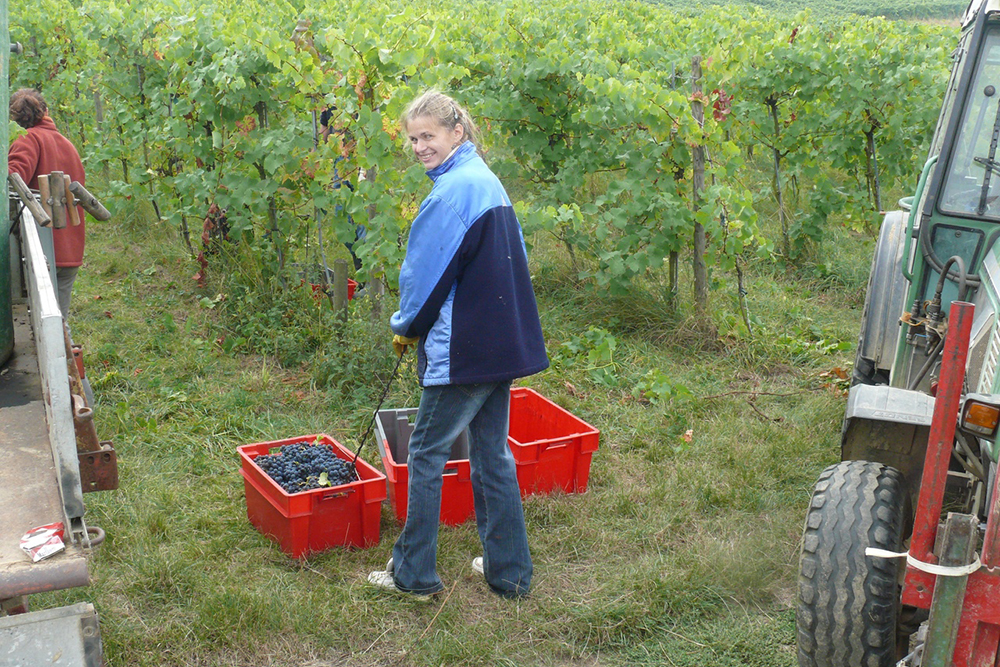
[392, 380, 532, 598]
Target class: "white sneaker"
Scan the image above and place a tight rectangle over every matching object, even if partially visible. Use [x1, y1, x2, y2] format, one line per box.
[367, 569, 396, 589]
[367, 557, 396, 589]
[472, 556, 484, 575]
[367, 558, 435, 602]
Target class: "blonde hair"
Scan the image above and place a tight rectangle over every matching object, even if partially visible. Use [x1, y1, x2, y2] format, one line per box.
[402, 89, 481, 147]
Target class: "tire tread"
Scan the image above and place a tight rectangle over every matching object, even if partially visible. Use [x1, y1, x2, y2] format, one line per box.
[796, 461, 905, 667]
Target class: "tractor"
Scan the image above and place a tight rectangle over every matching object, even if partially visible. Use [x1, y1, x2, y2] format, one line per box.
[796, 1, 1000, 665]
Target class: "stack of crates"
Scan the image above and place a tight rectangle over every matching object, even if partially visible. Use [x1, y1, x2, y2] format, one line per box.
[373, 387, 600, 522]
[374, 408, 475, 525]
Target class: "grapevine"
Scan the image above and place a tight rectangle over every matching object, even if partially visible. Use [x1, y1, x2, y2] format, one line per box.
[8, 0, 954, 318]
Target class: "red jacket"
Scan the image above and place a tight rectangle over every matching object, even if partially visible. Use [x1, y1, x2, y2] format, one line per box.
[8, 116, 87, 267]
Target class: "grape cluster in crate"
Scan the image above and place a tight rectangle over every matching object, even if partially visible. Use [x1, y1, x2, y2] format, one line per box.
[254, 442, 356, 494]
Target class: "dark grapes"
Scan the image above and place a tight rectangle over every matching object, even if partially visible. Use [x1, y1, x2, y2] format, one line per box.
[254, 441, 358, 494]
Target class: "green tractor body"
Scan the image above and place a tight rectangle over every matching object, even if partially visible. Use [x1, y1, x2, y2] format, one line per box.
[798, 2, 1000, 666]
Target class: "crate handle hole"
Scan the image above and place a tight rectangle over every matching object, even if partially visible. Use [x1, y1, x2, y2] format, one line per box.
[321, 488, 356, 500]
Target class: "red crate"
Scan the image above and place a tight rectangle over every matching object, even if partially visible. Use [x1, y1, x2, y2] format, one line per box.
[375, 408, 475, 525]
[305, 278, 357, 301]
[507, 387, 600, 496]
[238, 434, 386, 558]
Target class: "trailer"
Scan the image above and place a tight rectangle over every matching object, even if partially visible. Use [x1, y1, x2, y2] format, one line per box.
[0, 3, 116, 663]
[0, 194, 116, 666]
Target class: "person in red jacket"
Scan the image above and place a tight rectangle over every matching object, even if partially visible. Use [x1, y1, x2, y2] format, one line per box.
[8, 88, 87, 317]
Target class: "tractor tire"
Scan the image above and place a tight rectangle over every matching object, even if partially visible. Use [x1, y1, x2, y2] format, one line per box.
[851, 354, 890, 387]
[796, 460, 908, 667]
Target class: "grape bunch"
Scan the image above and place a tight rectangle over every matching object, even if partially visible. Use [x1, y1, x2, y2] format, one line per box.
[254, 442, 357, 494]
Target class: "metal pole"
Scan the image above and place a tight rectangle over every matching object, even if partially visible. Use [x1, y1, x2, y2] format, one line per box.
[921, 512, 978, 666]
[908, 301, 976, 563]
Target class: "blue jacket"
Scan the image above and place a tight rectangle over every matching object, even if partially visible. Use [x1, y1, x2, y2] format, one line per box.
[390, 141, 549, 386]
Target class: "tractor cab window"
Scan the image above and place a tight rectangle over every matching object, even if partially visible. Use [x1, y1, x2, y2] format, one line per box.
[940, 25, 1000, 221]
[930, 28, 971, 157]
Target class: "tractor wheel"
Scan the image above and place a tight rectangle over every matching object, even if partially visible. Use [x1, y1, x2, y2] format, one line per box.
[796, 460, 909, 667]
[851, 354, 890, 387]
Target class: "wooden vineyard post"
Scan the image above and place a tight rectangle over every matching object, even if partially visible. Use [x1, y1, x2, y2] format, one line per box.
[769, 97, 789, 258]
[332, 259, 349, 323]
[94, 89, 109, 181]
[866, 129, 882, 212]
[691, 56, 708, 316]
[368, 272, 384, 325]
[68, 181, 111, 221]
[8, 172, 50, 227]
[64, 174, 79, 226]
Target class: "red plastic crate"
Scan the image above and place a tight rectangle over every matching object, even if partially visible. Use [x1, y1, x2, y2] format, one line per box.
[375, 408, 475, 525]
[238, 434, 386, 558]
[507, 387, 600, 496]
[306, 278, 357, 301]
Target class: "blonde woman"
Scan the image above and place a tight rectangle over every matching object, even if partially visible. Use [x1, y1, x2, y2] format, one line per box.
[367, 90, 548, 600]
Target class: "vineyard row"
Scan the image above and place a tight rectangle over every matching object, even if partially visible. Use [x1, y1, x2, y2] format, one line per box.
[9, 0, 955, 309]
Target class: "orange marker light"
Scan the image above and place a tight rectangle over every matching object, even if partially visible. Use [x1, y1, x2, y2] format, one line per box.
[964, 401, 1000, 436]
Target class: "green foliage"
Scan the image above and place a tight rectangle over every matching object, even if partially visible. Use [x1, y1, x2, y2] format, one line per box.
[723, 12, 950, 256]
[650, 0, 965, 21]
[633, 369, 692, 404]
[10, 0, 954, 322]
[554, 326, 622, 386]
[771, 306, 855, 360]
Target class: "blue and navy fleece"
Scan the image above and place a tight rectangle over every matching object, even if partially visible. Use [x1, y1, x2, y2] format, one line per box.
[390, 141, 549, 387]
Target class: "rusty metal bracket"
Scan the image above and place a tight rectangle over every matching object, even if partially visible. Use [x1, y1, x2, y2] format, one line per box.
[78, 442, 118, 493]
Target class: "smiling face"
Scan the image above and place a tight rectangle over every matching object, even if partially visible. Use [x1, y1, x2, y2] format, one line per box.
[406, 116, 465, 170]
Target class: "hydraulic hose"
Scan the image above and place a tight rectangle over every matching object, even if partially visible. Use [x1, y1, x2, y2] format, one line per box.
[907, 255, 969, 390]
[908, 337, 946, 391]
[936, 255, 970, 303]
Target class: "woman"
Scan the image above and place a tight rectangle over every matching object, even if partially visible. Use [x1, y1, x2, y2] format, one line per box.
[8, 88, 87, 318]
[367, 90, 548, 600]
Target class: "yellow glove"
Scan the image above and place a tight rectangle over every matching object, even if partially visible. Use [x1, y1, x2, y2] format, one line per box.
[393, 335, 420, 357]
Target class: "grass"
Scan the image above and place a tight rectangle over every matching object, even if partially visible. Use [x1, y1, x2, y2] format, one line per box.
[23, 176, 874, 665]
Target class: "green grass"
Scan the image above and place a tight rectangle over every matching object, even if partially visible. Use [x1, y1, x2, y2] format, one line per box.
[26, 176, 870, 665]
